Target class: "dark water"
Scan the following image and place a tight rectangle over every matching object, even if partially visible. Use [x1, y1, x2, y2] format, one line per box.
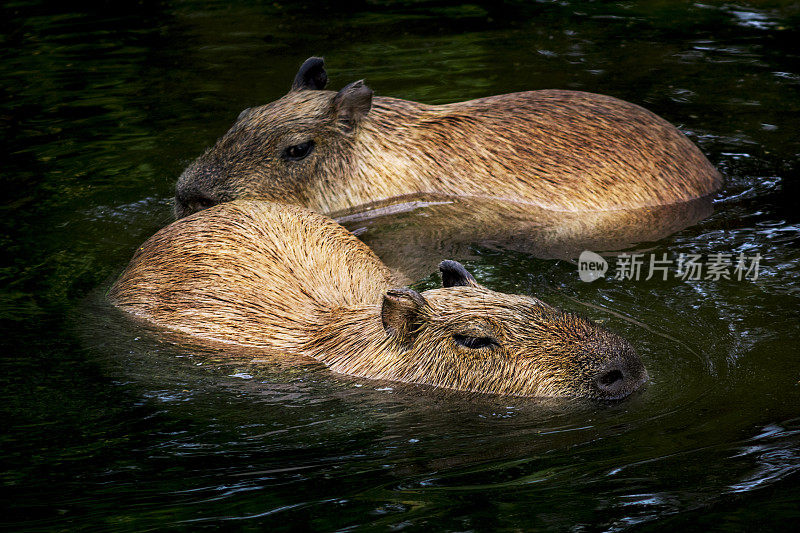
[2, 0, 800, 530]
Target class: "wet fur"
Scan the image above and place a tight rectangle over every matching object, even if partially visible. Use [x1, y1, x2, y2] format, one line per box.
[176, 83, 722, 217]
[110, 200, 646, 398]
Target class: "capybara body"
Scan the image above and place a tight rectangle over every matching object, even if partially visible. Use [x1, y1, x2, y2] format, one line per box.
[174, 57, 722, 219]
[110, 200, 647, 399]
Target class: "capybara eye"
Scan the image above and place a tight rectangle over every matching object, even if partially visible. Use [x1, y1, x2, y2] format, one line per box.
[283, 140, 315, 161]
[453, 334, 498, 350]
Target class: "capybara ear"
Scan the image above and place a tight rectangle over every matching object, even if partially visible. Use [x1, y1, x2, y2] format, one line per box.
[332, 80, 373, 134]
[439, 260, 479, 288]
[381, 288, 427, 344]
[291, 57, 328, 91]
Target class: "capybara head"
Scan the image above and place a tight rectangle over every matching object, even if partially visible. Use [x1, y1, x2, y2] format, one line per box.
[175, 57, 372, 218]
[365, 261, 648, 399]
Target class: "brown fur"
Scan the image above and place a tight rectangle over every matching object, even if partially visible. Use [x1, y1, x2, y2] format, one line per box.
[110, 200, 647, 398]
[174, 58, 722, 218]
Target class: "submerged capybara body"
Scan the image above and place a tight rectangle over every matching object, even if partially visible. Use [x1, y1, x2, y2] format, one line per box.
[174, 57, 722, 218]
[335, 194, 715, 282]
[110, 200, 647, 399]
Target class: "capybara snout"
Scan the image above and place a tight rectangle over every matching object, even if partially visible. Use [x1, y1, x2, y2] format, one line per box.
[594, 355, 649, 400]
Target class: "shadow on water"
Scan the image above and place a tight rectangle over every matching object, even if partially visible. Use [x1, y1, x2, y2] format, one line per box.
[3, 0, 800, 530]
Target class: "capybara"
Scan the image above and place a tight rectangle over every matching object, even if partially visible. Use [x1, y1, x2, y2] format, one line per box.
[174, 57, 722, 218]
[109, 200, 647, 399]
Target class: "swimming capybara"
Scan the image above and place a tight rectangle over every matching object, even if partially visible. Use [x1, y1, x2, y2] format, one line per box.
[110, 200, 647, 399]
[174, 57, 721, 218]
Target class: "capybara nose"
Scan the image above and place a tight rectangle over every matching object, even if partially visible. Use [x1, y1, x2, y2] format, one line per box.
[594, 357, 647, 399]
[174, 191, 217, 219]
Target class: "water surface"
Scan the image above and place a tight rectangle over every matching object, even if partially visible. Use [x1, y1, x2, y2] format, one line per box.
[2, 0, 799, 530]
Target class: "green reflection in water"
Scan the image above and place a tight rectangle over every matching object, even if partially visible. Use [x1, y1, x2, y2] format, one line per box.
[2, 0, 800, 530]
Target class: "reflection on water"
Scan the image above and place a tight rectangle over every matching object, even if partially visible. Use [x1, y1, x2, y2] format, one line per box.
[3, 0, 800, 530]
[729, 422, 800, 494]
[335, 194, 715, 281]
